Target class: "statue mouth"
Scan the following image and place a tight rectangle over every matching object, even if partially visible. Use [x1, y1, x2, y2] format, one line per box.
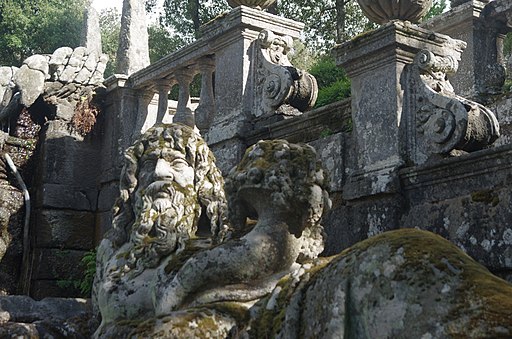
[144, 180, 175, 197]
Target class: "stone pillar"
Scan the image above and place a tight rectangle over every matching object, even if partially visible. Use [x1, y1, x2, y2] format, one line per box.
[135, 90, 156, 138]
[81, 6, 102, 54]
[201, 6, 304, 173]
[334, 21, 467, 199]
[116, 0, 150, 75]
[423, 0, 512, 101]
[173, 69, 195, 127]
[195, 57, 216, 132]
[156, 80, 173, 124]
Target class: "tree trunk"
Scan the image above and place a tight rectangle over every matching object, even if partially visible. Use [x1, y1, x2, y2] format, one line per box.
[336, 0, 348, 43]
[188, 0, 201, 36]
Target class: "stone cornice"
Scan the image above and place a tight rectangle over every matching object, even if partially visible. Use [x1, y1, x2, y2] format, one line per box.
[400, 143, 512, 199]
[246, 99, 351, 145]
[334, 21, 466, 77]
[127, 7, 303, 90]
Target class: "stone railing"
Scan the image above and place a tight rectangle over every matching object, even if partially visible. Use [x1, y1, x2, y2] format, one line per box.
[422, 0, 512, 101]
[127, 48, 216, 132]
[104, 5, 318, 175]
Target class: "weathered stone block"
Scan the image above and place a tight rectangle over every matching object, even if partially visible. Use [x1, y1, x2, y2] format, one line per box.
[40, 122, 101, 188]
[309, 133, 345, 192]
[97, 181, 119, 212]
[13, 64, 45, 107]
[0, 295, 90, 322]
[35, 210, 94, 250]
[37, 184, 97, 211]
[30, 280, 82, 300]
[31, 248, 86, 281]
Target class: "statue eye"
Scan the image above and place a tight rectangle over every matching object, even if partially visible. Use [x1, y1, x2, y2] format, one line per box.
[170, 158, 190, 167]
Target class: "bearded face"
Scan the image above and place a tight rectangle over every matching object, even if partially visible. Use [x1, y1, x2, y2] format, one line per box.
[125, 139, 200, 274]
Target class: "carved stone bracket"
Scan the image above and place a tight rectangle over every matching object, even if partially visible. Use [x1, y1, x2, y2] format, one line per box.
[253, 29, 318, 119]
[406, 49, 500, 164]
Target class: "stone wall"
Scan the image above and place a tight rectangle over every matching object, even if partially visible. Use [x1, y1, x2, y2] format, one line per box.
[247, 89, 512, 281]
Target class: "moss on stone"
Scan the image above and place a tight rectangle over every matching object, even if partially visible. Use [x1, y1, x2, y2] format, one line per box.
[471, 190, 500, 206]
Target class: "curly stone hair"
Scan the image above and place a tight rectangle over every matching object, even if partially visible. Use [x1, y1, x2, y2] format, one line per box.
[225, 139, 331, 262]
[106, 124, 227, 272]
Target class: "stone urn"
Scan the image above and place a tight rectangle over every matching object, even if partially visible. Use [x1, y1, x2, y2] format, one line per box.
[227, 0, 276, 10]
[357, 0, 433, 24]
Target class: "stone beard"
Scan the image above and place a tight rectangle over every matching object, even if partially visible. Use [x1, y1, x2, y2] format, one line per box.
[126, 180, 192, 276]
[102, 123, 226, 283]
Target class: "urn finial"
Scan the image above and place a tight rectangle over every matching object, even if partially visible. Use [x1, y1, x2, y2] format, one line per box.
[357, 0, 433, 24]
[227, 0, 277, 10]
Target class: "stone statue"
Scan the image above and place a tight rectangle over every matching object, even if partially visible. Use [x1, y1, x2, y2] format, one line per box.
[153, 139, 330, 314]
[92, 123, 227, 337]
[94, 131, 512, 338]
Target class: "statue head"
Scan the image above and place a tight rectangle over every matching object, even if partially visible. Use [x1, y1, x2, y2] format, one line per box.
[108, 123, 227, 276]
[225, 139, 331, 261]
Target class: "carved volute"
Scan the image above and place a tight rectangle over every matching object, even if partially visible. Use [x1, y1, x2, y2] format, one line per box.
[357, 0, 433, 24]
[405, 48, 500, 164]
[253, 29, 318, 119]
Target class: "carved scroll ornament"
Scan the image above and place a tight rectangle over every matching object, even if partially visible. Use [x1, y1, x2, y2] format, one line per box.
[253, 29, 318, 118]
[408, 49, 500, 164]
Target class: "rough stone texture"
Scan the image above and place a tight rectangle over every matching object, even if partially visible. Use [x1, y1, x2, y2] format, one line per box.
[0, 295, 95, 338]
[250, 229, 512, 338]
[0, 66, 18, 110]
[14, 64, 47, 107]
[35, 210, 94, 250]
[115, 0, 150, 75]
[489, 92, 512, 147]
[31, 248, 87, 281]
[400, 144, 512, 275]
[81, 6, 102, 54]
[309, 133, 345, 192]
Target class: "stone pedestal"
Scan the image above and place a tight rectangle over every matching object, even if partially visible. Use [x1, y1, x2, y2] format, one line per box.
[423, 0, 512, 101]
[201, 6, 304, 173]
[335, 21, 462, 199]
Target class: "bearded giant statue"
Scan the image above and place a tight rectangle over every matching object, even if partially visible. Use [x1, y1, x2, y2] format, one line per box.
[93, 125, 512, 338]
[92, 123, 227, 337]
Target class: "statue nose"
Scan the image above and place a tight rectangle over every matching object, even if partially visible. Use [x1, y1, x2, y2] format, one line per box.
[154, 158, 173, 179]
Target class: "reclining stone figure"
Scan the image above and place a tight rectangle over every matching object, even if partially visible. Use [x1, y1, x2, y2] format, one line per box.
[94, 126, 512, 338]
[153, 139, 331, 314]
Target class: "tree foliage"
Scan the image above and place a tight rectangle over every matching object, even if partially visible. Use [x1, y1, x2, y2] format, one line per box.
[0, 0, 88, 66]
[158, 0, 230, 46]
[308, 55, 351, 107]
[98, 8, 121, 77]
[422, 0, 447, 21]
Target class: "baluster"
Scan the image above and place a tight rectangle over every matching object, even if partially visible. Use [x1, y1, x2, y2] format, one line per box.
[195, 57, 216, 131]
[173, 68, 195, 127]
[156, 79, 174, 124]
[135, 89, 157, 137]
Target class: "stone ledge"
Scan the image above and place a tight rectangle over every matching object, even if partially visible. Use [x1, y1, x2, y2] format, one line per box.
[0, 295, 90, 322]
[400, 143, 512, 202]
[246, 99, 351, 145]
